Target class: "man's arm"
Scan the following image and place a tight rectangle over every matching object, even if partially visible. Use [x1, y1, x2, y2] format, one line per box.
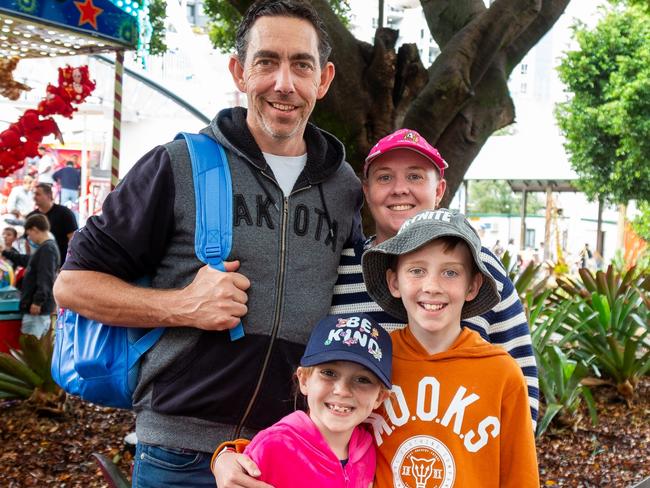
[55, 144, 249, 331]
[54, 262, 249, 330]
[1, 248, 30, 268]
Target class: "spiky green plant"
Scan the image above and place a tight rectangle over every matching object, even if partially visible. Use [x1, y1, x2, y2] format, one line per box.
[557, 265, 650, 401]
[0, 330, 60, 401]
[529, 293, 598, 437]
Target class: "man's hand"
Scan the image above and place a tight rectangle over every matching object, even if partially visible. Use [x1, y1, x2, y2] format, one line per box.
[175, 261, 250, 331]
[29, 304, 42, 315]
[212, 452, 272, 488]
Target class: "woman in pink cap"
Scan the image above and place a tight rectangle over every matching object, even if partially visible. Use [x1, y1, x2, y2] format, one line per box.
[330, 128, 538, 427]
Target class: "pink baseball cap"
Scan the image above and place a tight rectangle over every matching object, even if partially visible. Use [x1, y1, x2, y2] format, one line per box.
[364, 128, 448, 178]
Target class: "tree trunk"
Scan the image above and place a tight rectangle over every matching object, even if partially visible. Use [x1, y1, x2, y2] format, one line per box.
[229, 0, 571, 201]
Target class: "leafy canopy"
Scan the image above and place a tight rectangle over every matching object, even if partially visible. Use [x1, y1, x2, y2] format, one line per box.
[555, 5, 650, 204]
[468, 180, 543, 215]
[632, 201, 650, 240]
[203, 0, 351, 54]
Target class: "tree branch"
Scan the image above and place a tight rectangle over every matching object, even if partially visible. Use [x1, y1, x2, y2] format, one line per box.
[437, 58, 515, 206]
[505, 0, 571, 73]
[422, 0, 487, 49]
[406, 0, 541, 142]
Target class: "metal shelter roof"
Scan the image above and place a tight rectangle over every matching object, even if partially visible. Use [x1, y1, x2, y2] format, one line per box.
[0, 0, 137, 59]
[507, 179, 578, 193]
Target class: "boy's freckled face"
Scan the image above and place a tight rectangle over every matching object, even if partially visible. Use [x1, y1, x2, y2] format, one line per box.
[386, 240, 482, 353]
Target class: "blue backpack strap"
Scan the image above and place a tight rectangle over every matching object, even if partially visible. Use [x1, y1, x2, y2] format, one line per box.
[127, 328, 166, 370]
[175, 132, 244, 341]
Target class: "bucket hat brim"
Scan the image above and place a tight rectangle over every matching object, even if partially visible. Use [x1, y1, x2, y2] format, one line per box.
[362, 211, 500, 322]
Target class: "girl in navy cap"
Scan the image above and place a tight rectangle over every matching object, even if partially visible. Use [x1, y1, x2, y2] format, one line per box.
[212, 313, 392, 488]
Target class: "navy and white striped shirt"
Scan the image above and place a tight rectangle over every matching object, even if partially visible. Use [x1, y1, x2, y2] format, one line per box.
[330, 238, 539, 427]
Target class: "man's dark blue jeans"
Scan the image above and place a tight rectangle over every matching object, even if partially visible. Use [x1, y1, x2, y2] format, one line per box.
[132, 442, 214, 487]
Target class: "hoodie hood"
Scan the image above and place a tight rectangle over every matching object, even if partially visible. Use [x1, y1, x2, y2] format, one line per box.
[205, 107, 346, 185]
[394, 327, 508, 362]
[274, 410, 374, 464]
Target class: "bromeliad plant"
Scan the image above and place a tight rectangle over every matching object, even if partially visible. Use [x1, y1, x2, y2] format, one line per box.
[501, 250, 551, 318]
[0, 330, 65, 412]
[529, 292, 597, 437]
[557, 265, 650, 402]
[536, 345, 597, 437]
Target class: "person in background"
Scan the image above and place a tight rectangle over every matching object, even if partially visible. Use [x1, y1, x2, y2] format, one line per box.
[35, 146, 57, 185]
[2, 227, 18, 251]
[28, 183, 77, 264]
[53, 160, 81, 207]
[491, 239, 504, 257]
[579, 243, 592, 269]
[6, 175, 35, 218]
[1, 214, 59, 338]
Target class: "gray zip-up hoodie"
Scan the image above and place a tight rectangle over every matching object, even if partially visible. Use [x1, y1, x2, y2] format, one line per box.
[63, 108, 363, 452]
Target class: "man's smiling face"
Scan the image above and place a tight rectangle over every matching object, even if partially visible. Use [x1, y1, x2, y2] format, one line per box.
[229, 16, 335, 155]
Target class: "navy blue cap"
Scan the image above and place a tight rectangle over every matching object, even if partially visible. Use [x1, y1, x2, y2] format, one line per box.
[300, 313, 392, 388]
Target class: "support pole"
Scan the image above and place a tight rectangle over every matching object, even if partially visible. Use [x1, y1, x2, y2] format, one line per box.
[617, 203, 627, 251]
[519, 189, 527, 250]
[111, 50, 124, 190]
[596, 197, 604, 256]
[463, 180, 468, 215]
[544, 187, 552, 260]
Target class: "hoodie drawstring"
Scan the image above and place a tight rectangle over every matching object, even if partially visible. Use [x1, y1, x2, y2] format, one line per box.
[317, 183, 335, 239]
[252, 169, 279, 211]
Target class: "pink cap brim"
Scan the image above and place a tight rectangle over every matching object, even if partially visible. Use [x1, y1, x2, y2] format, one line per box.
[364, 146, 448, 178]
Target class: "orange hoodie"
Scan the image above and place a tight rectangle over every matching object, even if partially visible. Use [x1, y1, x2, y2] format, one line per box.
[368, 327, 538, 488]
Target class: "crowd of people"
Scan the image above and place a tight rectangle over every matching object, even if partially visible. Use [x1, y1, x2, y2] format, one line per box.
[0, 149, 78, 340]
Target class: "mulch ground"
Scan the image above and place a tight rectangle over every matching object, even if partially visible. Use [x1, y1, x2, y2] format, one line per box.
[0, 377, 648, 487]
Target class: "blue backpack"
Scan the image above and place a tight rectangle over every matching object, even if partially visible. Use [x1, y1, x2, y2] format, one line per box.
[51, 133, 244, 409]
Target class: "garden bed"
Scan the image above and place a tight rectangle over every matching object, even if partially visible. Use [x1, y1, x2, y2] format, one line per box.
[0, 376, 648, 487]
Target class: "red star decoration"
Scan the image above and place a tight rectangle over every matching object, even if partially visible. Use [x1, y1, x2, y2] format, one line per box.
[75, 0, 103, 30]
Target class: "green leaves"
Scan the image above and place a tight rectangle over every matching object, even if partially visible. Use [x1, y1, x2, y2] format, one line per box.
[556, 5, 650, 204]
[557, 266, 650, 400]
[526, 262, 648, 437]
[530, 295, 597, 438]
[0, 330, 60, 400]
[535, 344, 596, 438]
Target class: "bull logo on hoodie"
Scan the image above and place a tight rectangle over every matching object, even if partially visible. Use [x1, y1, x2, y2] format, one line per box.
[391, 435, 455, 488]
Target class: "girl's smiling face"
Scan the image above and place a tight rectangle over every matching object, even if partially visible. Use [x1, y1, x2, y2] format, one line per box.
[297, 361, 386, 456]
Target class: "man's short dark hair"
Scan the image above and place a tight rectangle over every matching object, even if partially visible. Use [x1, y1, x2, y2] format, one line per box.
[24, 214, 50, 233]
[235, 0, 332, 68]
[35, 183, 53, 199]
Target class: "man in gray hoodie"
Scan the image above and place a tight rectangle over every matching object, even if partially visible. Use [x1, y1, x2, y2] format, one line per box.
[53, 1, 362, 486]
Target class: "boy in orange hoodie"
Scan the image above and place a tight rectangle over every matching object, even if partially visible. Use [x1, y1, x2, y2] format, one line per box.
[362, 208, 538, 487]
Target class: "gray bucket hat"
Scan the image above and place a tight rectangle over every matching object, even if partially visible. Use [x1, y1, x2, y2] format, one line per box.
[362, 209, 500, 322]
